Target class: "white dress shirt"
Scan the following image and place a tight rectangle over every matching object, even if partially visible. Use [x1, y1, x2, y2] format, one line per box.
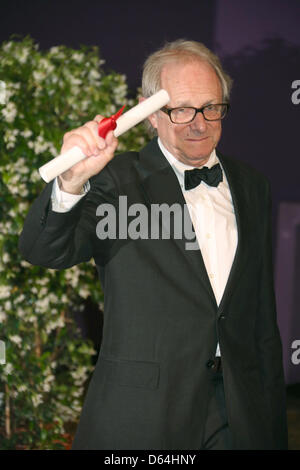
[51, 177, 89, 212]
[51, 139, 238, 356]
[157, 138, 238, 356]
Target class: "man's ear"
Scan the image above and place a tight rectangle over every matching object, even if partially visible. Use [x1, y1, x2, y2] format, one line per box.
[139, 96, 158, 130]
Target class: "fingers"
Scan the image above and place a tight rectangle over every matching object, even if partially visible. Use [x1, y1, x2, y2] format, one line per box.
[83, 121, 106, 152]
[60, 117, 119, 182]
[93, 114, 105, 123]
[61, 117, 106, 156]
[61, 132, 92, 157]
[85, 130, 118, 166]
[106, 130, 118, 150]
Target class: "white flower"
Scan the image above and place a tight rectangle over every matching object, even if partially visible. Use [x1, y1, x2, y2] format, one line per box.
[88, 69, 101, 81]
[48, 293, 59, 303]
[4, 128, 19, 149]
[71, 366, 89, 382]
[33, 135, 49, 154]
[72, 388, 83, 398]
[16, 307, 26, 318]
[3, 363, 13, 375]
[79, 287, 90, 299]
[72, 52, 84, 63]
[19, 202, 30, 212]
[114, 84, 127, 96]
[49, 46, 65, 59]
[20, 129, 33, 139]
[3, 41, 13, 52]
[2, 101, 17, 123]
[36, 297, 50, 311]
[39, 287, 48, 297]
[32, 393, 43, 407]
[65, 266, 81, 287]
[0, 310, 7, 322]
[16, 47, 30, 64]
[42, 373, 55, 392]
[0, 285, 10, 300]
[43, 383, 51, 392]
[70, 76, 82, 86]
[15, 294, 25, 303]
[107, 104, 116, 114]
[49, 46, 60, 54]
[50, 75, 58, 84]
[3, 85, 15, 101]
[39, 58, 54, 74]
[45, 316, 65, 334]
[36, 278, 48, 286]
[9, 335, 22, 346]
[14, 157, 29, 174]
[31, 170, 41, 183]
[18, 384, 27, 393]
[45, 373, 55, 383]
[80, 99, 89, 112]
[27, 315, 36, 323]
[33, 70, 46, 82]
[2, 252, 10, 263]
[49, 144, 58, 156]
[20, 260, 32, 268]
[30, 134, 57, 155]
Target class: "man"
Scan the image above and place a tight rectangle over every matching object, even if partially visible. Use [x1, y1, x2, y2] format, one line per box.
[19, 40, 288, 450]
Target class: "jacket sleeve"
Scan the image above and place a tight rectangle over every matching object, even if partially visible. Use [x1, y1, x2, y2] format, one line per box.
[18, 166, 118, 270]
[255, 180, 288, 449]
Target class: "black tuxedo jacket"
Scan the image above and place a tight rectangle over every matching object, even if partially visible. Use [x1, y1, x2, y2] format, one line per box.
[19, 138, 288, 449]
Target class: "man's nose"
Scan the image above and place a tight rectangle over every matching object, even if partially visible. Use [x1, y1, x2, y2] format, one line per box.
[190, 111, 208, 133]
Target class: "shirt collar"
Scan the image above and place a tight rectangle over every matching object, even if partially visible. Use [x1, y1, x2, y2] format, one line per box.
[157, 137, 220, 189]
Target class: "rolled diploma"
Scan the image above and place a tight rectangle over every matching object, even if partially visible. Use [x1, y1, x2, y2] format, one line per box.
[38, 89, 170, 182]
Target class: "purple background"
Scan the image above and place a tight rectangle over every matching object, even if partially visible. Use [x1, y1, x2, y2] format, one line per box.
[1, 0, 299, 383]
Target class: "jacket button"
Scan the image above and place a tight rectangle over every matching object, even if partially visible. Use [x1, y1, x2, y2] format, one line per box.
[219, 315, 226, 320]
[206, 359, 215, 369]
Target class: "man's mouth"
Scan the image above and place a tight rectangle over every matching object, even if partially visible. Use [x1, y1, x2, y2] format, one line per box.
[185, 136, 208, 142]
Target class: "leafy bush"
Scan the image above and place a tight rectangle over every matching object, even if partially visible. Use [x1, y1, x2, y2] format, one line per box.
[0, 36, 148, 449]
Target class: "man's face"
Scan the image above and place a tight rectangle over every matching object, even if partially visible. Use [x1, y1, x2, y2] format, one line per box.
[148, 59, 223, 167]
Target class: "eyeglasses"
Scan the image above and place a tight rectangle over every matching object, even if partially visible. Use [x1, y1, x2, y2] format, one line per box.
[161, 103, 230, 124]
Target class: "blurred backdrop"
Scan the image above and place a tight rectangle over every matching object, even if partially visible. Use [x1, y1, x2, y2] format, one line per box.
[1, 0, 299, 448]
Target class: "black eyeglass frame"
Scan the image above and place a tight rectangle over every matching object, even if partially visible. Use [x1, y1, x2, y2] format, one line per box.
[161, 103, 230, 123]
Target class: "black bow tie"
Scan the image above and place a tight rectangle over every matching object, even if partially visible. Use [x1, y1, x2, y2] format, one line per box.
[184, 163, 223, 190]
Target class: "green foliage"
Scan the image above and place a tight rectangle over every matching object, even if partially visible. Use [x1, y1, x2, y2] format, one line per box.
[0, 36, 149, 449]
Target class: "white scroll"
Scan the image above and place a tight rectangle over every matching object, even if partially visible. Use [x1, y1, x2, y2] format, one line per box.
[38, 89, 170, 182]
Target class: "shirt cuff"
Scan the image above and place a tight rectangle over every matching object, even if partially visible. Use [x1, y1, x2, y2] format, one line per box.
[51, 177, 90, 213]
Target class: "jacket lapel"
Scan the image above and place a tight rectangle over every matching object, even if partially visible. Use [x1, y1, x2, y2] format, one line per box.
[133, 138, 217, 305]
[216, 152, 251, 314]
[133, 139, 252, 312]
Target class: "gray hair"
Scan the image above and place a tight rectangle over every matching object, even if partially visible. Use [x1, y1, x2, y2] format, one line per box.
[141, 39, 233, 134]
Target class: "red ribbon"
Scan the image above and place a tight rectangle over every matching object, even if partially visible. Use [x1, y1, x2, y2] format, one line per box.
[98, 105, 126, 138]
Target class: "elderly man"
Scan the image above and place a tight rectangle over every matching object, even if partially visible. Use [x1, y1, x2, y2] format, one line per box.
[19, 40, 288, 450]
